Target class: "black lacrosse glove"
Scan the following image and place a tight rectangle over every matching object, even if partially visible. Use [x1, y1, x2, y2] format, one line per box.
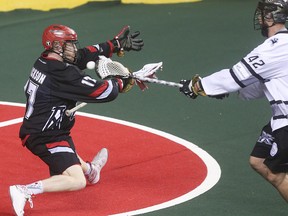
[179, 79, 198, 99]
[179, 77, 229, 100]
[111, 26, 144, 54]
[179, 75, 207, 99]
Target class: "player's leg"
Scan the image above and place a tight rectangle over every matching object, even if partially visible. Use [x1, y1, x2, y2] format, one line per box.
[9, 138, 85, 215]
[250, 156, 284, 185]
[250, 124, 288, 202]
[249, 156, 269, 178]
[250, 156, 288, 201]
[43, 164, 86, 191]
[274, 172, 288, 201]
[249, 123, 274, 177]
[36, 138, 87, 191]
[78, 154, 90, 173]
[78, 148, 109, 184]
[9, 164, 86, 216]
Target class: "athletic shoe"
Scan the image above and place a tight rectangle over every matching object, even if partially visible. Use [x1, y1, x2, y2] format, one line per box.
[9, 185, 33, 216]
[86, 148, 108, 184]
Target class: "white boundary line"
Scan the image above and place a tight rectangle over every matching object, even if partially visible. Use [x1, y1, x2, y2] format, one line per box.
[0, 101, 221, 216]
[0, 102, 25, 127]
[78, 112, 221, 216]
[0, 117, 23, 128]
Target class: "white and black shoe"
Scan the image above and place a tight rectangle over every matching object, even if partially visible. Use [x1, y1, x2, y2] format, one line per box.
[85, 148, 108, 184]
[9, 185, 33, 216]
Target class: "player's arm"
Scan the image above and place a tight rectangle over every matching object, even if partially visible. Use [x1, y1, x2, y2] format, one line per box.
[179, 51, 269, 99]
[76, 76, 134, 102]
[76, 43, 112, 70]
[179, 69, 235, 99]
[76, 26, 144, 70]
[52, 66, 132, 103]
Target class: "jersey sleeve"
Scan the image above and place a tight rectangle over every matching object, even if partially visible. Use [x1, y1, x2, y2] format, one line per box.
[201, 36, 284, 96]
[76, 41, 114, 70]
[201, 69, 242, 95]
[50, 65, 122, 103]
[238, 81, 265, 100]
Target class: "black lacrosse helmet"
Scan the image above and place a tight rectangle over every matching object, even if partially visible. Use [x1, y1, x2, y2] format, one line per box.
[254, 0, 288, 36]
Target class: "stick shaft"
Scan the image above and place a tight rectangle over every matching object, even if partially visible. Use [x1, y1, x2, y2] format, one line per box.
[65, 102, 87, 116]
[131, 75, 183, 88]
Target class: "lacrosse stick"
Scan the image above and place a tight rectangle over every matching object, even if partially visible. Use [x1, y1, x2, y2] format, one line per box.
[65, 57, 182, 116]
[65, 102, 87, 116]
[132, 75, 183, 88]
[96, 56, 183, 88]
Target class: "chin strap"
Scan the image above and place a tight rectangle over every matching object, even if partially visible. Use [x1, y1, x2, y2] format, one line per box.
[49, 49, 64, 57]
[49, 49, 78, 64]
[63, 53, 78, 64]
[260, 20, 278, 37]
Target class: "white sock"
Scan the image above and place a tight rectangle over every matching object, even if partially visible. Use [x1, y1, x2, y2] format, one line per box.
[26, 181, 44, 195]
[84, 162, 92, 175]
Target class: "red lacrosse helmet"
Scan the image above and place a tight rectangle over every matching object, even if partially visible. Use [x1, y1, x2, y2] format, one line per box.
[42, 24, 78, 50]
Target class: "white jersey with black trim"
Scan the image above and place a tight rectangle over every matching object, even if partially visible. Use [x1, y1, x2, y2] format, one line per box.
[201, 30, 288, 131]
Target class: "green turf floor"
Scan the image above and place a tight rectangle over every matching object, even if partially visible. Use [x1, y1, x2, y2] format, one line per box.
[0, 0, 287, 215]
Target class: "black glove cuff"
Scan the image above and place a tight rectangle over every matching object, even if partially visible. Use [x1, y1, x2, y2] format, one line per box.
[110, 39, 121, 53]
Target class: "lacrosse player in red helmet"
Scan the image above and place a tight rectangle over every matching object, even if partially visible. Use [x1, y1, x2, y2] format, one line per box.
[180, 0, 288, 202]
[9, 24, 143, 215]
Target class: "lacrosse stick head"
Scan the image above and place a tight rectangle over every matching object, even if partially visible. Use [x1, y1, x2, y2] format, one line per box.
[133, 62, 163, 78]
[132, 62, 163, 91]
[96, 55, 130, 79]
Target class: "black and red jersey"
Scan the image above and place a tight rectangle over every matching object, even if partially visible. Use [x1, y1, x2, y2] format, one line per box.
[20, 42, 122, 144]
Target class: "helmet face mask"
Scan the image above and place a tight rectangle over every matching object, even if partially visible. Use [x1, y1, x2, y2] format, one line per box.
[62, 40, 79, 64]
[254, 0, 288, 36]
[42, 25, 79, 63]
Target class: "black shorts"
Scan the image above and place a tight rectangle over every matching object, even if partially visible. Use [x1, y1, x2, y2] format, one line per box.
[25, 136, 81, 176]
[251, 123, 288, 173]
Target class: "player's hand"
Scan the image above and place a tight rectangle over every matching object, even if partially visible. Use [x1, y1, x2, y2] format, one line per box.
[111, 26, 144, 54]
[179, 79, 198, 99]
[120, 77, 135, 93]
